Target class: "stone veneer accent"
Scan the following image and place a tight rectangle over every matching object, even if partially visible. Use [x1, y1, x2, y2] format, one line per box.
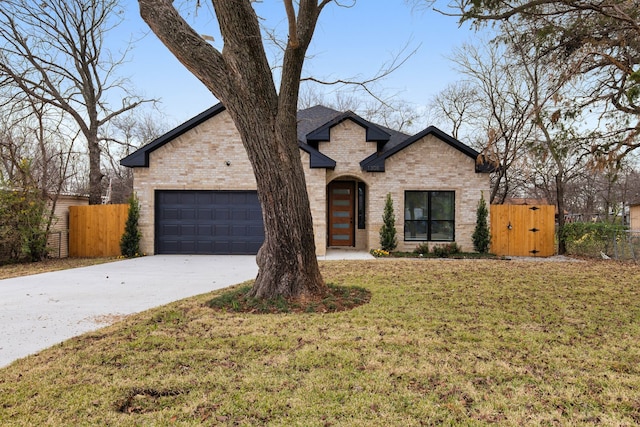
[132, 110, 490, 256]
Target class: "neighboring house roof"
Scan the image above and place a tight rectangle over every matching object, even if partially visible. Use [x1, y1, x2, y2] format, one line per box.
[121, 102, 494, 173]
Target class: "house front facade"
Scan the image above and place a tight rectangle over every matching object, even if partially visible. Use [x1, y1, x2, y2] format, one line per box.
[121, 103, 492, 256]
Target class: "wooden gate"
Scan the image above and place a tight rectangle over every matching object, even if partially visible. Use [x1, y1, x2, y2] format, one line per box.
[69, 204, 128, 257]
[490, 204, 555, 257]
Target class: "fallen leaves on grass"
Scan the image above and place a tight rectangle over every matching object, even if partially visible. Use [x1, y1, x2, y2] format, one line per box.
[207, 283, 371, 314]
[0, 257, 117, 280]
[1, 259, 639, 426]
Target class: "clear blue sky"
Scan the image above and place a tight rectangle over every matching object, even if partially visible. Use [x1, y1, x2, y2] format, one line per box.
[116, 1, 484, 126]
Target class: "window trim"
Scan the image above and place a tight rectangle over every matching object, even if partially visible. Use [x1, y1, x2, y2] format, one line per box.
[404, 191, 455, 242]
[357, 182, 366, 229]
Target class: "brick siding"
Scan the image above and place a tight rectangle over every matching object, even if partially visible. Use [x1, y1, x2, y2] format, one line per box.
[132, 110, 490, 255]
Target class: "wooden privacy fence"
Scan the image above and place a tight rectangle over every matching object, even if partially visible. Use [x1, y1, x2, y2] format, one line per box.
[490, 204, 556, 257]
[69, 204, 128, 257]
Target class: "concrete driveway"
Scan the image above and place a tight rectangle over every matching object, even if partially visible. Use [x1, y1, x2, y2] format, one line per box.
[0, 255, 258, 368]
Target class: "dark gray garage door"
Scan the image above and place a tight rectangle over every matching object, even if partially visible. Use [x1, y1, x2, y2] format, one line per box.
[155, 190, 264, 254]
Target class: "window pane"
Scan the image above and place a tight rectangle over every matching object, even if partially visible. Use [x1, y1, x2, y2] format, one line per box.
[404, 191, 455, 242]
[430, 192, 454, 220]
[405, 191, 428, 220]
[357, 182, 365, 229]
[333, 189, 350, 195]
[404, 220, 427, 241]
[431, 220, 454, 241]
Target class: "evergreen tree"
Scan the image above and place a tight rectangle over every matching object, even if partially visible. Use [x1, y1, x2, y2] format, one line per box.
[472, 192, 491, 253]
[120, 194, 141, 258]
[379, 193, 397, 252]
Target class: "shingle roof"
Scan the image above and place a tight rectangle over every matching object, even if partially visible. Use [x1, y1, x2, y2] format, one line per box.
[121, 102, 493, 173]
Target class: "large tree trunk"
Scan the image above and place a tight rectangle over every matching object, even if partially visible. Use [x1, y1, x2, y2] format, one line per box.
[87, 135, 104, 205]
[556, 173, 567, 255]
[219, 94, 325, 299]
[228, 107, 324, 299]
[139, 0, 328, 299]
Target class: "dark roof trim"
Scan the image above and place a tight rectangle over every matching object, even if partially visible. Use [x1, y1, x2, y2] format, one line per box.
[306, 111, 390, 143]
[121, 103, 227, 167]
[298, 143, 336, 169]
[121, 102, 337, 170]
[360, 126, 483, 173]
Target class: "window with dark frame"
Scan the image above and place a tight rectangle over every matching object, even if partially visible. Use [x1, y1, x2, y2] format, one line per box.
[357, 182, 366, 229]
[404, 191, 455, 241]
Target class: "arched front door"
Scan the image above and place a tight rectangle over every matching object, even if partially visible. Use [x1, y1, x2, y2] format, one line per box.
[328, 181, 355, 246]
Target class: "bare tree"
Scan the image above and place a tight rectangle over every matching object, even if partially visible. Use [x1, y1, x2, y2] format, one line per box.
[299, 86, 423, 133]
[0, 93, 81, 260]
[102, 110, 169, 203]
[0, 0, 152, 204]
[429, 81, 481, 140]
[446, 40, 537, 203]
[448, 0, 640, 159]
[505, 21, 594, 253]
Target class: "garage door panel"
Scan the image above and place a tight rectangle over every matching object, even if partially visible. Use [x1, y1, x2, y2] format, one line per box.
[198, 224, 213, 235]
[162, 192, 180, 204]
[230, 193, 247, 203]
[161, 224, 179, 235]
[196, 192, 213, 204]
[162, 208, 179, 220]
[231, 210, 247, 220]
[179, 193, 196, 204]
[156, 190, 264, 255]
[162, 241, 178, 252]
[196, 241, 214, 252]
[248, 225, 263, 235]
[214, 209, 230, 220]
[180, 224, 196, 235]
[198, 209, 213, 220]
[179, 240, 196, 253]
[247, 209, 262, 220]
[181, 209, 196, 220]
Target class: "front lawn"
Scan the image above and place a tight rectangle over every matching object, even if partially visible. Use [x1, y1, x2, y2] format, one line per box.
[1, 259, 639, 426]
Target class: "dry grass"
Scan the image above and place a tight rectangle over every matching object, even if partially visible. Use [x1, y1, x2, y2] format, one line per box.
[0, 257, 117, 280]
[1, 259, 639, 426]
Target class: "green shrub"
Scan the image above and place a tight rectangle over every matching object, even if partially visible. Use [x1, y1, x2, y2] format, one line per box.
[120, 194, 142, 258]
[413, 242, 430, 255]
[472, 192, 490, 253]
[0, 177, 49, 263]
[432, 242, 461, 258]
[379, 193, 397, 252]
[560, 222, 628, 258]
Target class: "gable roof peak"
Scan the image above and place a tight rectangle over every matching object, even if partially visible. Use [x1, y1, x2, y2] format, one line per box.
[304, 109, 391, 143]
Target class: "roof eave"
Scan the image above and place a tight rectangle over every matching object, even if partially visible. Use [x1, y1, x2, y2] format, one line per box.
[305, 112, 391, 144]
[120, 103, 226, 168]
[299, 143, 336, 169]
